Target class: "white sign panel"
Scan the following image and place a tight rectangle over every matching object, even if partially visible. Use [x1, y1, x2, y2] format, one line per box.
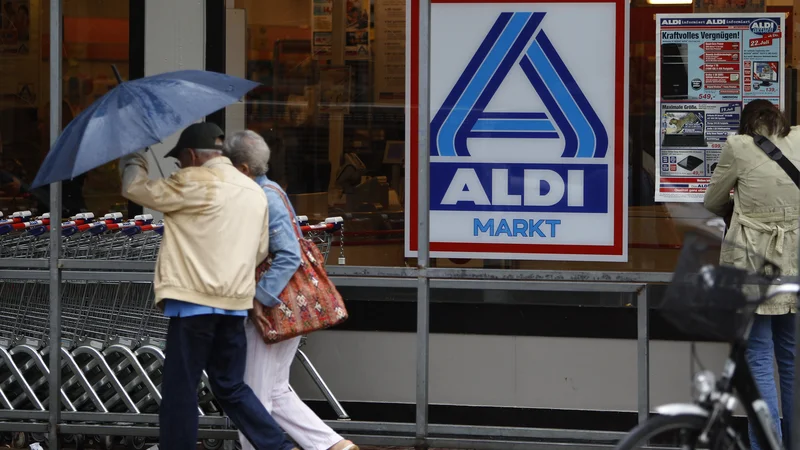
[406, 0, 629, 261]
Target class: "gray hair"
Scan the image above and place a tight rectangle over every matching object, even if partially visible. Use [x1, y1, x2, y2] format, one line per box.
[223, 130, 271, 177]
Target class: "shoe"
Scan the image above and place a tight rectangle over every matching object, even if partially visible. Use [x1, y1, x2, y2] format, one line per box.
[331, 442, 359, 450]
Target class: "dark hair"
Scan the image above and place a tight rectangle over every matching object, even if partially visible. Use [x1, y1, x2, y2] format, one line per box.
[738, 99, 790, 137]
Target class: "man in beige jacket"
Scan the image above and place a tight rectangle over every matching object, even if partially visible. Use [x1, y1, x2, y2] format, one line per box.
[120, 122, 296, 450]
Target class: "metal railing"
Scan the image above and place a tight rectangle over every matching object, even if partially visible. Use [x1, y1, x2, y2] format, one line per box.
[0, 258, 657, 449]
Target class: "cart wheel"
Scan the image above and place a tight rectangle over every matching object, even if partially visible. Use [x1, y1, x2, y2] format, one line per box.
[98, 434, 114, 450]
[203, 438, 224, 450]
[73, 434, 86, 450]
[11, 432, 27, 448]
[126, 435, 148, 450]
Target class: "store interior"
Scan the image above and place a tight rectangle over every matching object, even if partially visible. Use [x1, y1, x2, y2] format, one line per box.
[0, 0, 796, 270]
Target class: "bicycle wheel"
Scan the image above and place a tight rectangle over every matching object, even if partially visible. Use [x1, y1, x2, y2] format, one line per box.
[617, 414, 740, 450]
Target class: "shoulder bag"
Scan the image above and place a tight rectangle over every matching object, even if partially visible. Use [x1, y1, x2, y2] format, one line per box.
[249, 185, 348, 344]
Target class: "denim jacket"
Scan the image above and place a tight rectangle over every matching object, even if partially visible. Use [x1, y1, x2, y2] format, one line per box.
[254, 175, 302, 307]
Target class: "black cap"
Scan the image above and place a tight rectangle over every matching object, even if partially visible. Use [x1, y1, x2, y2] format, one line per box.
[165, 122, 225, 159]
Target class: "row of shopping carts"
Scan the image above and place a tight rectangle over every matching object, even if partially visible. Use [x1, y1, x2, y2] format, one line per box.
[0, 210, 347, 449]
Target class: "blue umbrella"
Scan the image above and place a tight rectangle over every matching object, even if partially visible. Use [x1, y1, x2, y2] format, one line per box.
[31, 70, 260, 188]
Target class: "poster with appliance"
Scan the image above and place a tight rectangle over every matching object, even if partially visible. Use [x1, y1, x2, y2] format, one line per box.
[406, 0, 629, 262]
[655, 13, 784, 202]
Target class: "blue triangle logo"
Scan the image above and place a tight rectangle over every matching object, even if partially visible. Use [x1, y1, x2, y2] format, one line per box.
[431, 12, 608, 159]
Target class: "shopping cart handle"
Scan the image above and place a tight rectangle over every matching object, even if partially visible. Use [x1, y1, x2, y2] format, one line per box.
[154, 225, 164, 236]
[73, 212, 95, 224]
[89, 224, 107, 235]
[122, 226, 141, 236]
[62, 226, 78, 237]
[28, 226, 46, 237]
[103, 212, 124, 223]
[0, 224, 12, 235]
[11, 210, 32, 222]
[134, 214, 154, 225]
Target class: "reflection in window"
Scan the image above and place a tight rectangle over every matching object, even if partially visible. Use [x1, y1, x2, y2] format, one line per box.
[0, 0, 129, 218]
[241, 0, 406, 267]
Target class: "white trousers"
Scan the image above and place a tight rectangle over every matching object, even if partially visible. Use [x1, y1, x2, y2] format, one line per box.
[240, 322, 344, 450]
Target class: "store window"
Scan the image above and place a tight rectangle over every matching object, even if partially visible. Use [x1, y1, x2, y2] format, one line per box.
[238, 0, 405, 267]
[0, 0, 131, 218]
[234, 0, 794, 270]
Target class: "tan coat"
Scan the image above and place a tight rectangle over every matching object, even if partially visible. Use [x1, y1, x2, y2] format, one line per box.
[704, 127, 800, 315]
[120, 152, 270, 311]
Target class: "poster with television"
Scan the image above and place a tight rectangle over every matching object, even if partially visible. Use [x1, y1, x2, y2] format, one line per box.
[655, 13, 785, 202]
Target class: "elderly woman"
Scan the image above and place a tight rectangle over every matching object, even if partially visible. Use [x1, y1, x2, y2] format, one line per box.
[223, 130, 358, 450]
[704, 99, 800, 449]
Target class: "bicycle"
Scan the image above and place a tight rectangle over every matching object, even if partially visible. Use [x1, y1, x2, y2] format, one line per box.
[616, 232, 799, 450]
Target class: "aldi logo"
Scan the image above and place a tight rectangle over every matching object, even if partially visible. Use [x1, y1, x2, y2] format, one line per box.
[406, 0, 628, 261]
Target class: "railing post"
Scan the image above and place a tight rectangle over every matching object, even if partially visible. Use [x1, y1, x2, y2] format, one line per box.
[48, 0, 63, 446]
[415, 0, 432, 446]
[637, 285, 649, 424]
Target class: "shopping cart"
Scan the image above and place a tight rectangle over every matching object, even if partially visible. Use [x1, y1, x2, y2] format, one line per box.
[0, 210, 348, 449]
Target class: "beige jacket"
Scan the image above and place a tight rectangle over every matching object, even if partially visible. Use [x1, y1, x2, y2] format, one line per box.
[120, 152, 270, 311]
[704, 127, 800, 314]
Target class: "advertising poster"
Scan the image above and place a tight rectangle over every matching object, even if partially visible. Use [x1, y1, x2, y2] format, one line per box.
[655, 14, 785, 202]
[374, 0, 405, 102]
[312, 0, 333, 59]
[319, 65, 352, 113]
[406, 0, 629, 262]
[344, 0, 370, 60]
[0, 0, 30, 55]
[311, 0, 370, 60]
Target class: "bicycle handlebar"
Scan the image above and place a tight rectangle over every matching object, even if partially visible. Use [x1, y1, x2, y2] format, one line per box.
[762, 282, 800, 302]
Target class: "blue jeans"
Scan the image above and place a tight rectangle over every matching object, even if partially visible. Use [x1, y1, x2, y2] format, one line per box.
[160, 314, 296, 450]
[747, 313, 795, 450]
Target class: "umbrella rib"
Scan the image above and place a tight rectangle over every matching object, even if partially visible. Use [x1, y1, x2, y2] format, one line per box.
[125, 83, 164, 144]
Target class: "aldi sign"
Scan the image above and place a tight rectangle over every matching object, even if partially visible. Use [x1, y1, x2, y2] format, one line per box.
[406, 0, 629, 261]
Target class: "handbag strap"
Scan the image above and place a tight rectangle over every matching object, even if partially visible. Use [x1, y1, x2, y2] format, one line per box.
[753, 134, 800, 189]
[261, 183, 304, 240]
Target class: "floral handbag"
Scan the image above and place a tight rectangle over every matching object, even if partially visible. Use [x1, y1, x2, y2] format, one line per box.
[249, 185, 348, 344]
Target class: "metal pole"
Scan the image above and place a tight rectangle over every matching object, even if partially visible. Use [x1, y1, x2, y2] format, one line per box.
[636, 286, 649, 424]
[793, 301, 800, 450]
[415, 0, 432, 446]
[48, 0, 63, 447]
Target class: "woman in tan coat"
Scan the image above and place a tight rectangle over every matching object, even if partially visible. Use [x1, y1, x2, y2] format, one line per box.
[704, 99, 799, 449]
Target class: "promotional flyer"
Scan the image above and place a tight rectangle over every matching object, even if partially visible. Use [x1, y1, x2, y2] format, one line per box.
[655, 14, 785, 202]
